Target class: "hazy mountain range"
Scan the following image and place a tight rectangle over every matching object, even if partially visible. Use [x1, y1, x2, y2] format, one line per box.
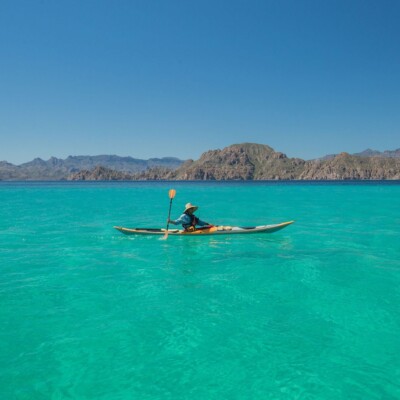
[319, 148, 400, 160]
[0, 155, 183, 180]
[1, 145, 399, 180]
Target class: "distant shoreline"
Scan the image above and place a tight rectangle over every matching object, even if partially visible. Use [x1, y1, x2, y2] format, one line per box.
[1, 179, 400, 185]
[2, 143, 400, 181]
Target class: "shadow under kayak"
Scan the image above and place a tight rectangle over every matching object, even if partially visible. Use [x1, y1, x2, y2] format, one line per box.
[113, 221, 294, 236]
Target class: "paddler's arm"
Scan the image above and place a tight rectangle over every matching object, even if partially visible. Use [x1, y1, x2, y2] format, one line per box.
[196, 218, 212, 227]
[168, 214, 190, 225]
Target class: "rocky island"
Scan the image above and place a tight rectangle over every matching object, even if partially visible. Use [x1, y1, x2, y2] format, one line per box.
[66, 143, 400, 181]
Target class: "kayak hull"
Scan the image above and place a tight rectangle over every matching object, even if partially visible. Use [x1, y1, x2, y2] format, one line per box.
[113, 221, 294, 236]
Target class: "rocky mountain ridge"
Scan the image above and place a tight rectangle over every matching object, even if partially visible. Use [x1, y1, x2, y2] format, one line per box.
[299, 152, 400, 180]
[67, 143, 400, 181]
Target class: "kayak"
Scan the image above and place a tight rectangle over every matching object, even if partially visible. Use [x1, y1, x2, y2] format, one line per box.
[113, 221, 294, 236]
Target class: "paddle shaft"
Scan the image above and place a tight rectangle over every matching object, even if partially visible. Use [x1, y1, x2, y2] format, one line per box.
[165, 197, 174, 232]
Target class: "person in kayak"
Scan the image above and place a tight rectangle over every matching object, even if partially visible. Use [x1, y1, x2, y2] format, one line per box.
[168, 203, 212, 232]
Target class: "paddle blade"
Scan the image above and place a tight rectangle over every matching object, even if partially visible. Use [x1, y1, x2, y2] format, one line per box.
[163, 189, 176, 240]
[161, 231, 169, 240]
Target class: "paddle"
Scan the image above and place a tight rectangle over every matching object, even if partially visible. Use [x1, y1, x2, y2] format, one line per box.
[162, 189, 176, 239]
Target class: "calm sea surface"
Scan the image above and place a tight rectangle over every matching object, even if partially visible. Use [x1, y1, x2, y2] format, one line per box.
[1, 181, 399, 399]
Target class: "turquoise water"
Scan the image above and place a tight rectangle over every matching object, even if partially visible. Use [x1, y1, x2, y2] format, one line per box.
[1, 181, 400, 399]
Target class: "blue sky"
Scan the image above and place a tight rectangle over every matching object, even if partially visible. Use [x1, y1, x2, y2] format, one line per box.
[0, 0, 399, 164]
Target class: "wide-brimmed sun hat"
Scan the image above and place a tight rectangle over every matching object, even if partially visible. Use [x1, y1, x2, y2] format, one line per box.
[183, 203, 198, 213]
